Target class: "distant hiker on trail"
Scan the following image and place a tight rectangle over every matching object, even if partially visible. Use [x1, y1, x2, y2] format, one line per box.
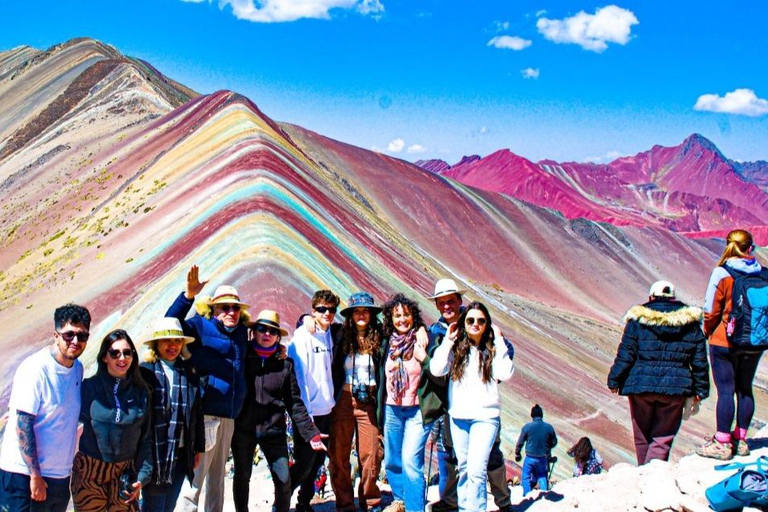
[567, 437, 603, 477]
[289, 290, 341, 512]
[515, 404, 557, 496]
[232, 310, 325, 512]
[328, 292, 386, 512]
[430, 301, 514, 512]
[139, 317, 204, 512]
[696, 229, 765, 461]
[0, 304, 90, 512]
[378, 293, 441, 512]
[169, 265, 250, 512]
[425, 279, 513, 512]
[608, 280, 709, 465]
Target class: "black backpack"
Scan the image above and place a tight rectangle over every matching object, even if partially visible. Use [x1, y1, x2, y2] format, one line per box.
[723, 265, 768, 350]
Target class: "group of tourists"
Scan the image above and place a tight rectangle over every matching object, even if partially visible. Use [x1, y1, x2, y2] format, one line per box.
[0, 227, 763, 512]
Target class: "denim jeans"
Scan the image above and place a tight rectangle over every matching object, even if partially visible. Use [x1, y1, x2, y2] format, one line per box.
[521, 455, 549, 495]
[141, 453, 188, 512]
[0, 469, 70, 512]
[450, 417, 499, 512]
[383, 405, 431, 512]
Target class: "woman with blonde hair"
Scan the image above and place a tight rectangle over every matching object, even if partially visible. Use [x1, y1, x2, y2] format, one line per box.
[697, 229, 764, 460]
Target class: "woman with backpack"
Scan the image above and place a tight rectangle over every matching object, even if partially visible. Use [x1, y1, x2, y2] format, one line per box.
[697, 229, 764, 461]
[567, 437, 603, 477]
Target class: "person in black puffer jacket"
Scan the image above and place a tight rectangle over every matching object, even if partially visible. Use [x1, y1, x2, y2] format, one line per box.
[231, 310, 326, 512]
[607, 280, 710, 465]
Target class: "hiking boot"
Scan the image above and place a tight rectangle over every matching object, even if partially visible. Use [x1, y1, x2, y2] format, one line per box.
[382, 501, 405, 512]
[734, 439, 751, 457]
[430, 500, 458, 512]
[696, 437, 734, 461]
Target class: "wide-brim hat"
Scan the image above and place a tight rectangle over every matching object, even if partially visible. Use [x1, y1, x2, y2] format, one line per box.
[340, 292, 383, 317]
[207, 285, 250, 310]
[143, 317, 195, 345]
[428, 278, 467, 300]
[254, 310, 289, 336]
[649, 280, 675, 299]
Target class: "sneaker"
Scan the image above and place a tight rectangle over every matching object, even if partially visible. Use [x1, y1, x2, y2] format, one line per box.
[382, 501, 405, 512]
[696, 437, 734, 461]
[734, 439, 751, 457]
[430, 501, 458, 512]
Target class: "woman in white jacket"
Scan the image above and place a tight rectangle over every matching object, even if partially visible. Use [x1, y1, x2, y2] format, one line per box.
[430, 302, 514, 512]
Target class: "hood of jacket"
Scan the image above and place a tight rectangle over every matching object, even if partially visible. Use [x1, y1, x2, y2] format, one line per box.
[623, 301, 702, 327]
[725, 257, 762, 275]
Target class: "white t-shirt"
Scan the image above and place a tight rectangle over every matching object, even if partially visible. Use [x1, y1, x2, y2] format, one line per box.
[344, 353, 376, 387]
[0, 347, 83, 478]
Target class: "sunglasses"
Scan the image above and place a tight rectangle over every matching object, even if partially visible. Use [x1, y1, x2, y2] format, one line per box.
[255, 324, 280, 336]
[219, 304, 241, 313]
[314, 306, 337, 314]
[465, 317, 487, 326]
[57, 331, 90, 343]
[107, 349, 134, 359]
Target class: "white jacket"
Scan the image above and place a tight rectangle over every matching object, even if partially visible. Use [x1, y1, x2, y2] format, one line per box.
[287, 325, 336, 417]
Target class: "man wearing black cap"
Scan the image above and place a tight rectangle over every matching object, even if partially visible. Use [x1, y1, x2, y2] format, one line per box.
[515, 404, 557, 495]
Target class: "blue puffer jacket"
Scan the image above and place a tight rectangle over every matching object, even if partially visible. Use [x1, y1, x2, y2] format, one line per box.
[166, 292, 248, 418]
[607, 299, 710, 398]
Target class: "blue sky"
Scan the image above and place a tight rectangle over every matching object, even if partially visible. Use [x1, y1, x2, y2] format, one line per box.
[1, 0, 766, 164]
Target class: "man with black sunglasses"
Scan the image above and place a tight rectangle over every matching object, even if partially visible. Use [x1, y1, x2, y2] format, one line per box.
[288, 290, 342, 512]
[0, 304, 91, 512]
[167, 265, 250, 512]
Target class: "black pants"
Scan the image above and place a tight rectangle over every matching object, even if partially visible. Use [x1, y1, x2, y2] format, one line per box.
[232, 429, 292, 512]
[710, 345, 763, 433]
[290, 414, 332, 506]
[0, 469, 70, 512]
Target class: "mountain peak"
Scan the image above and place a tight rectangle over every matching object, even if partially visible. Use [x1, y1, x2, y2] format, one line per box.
[681, 133, 722, 158]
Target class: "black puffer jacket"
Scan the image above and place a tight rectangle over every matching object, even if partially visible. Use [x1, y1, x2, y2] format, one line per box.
[607, 299, 710, 398]
[235, 347, 319, 443]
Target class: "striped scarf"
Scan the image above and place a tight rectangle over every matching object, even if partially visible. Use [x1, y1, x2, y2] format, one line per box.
[151, 360, 189, 485]
[386, 329, 417, 403]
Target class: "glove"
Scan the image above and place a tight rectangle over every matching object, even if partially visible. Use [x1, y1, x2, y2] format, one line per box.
[515, 453, 522, 462]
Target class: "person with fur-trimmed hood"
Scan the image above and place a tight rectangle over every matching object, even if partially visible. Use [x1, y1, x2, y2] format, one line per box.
[608, 280, 710, 465]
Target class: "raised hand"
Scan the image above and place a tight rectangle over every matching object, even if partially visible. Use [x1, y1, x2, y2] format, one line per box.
[185, 265, 209, 299]
[446, 322, 459, 345]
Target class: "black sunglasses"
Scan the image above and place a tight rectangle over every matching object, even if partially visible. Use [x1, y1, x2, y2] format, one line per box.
[465, 317, 487, 326]
[255, 324, 280, 336]
[220, 304, 241, 313]
[107, 348, 134, 359]
[314, 306, 337, 314]
[57, 331, 90, 343]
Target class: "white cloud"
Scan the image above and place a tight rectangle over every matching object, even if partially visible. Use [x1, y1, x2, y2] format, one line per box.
[536, 5, 638, 53]
[480, 126, 488, 134]
[535, 9, 547, 17]
[387, 138, 405, 153]
[694, 88, 768, 117]
[407, 144, 427, 154]
[493, 21, 510, 32]
[185, 0, 384, 23]
[521, 67, 540, 79]
[488, 35, 532, 51]
[584, 150, 623, 163]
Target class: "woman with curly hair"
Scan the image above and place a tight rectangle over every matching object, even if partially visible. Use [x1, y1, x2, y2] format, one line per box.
[377, 293, 443, 512]
[329, 292, 385, 512]
[430, 302, 514, 512]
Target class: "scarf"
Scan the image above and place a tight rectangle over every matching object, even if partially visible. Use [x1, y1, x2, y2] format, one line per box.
[151, 359, 190, 485]
[386, 329, 417, 403]
[254, 343, 278, 360]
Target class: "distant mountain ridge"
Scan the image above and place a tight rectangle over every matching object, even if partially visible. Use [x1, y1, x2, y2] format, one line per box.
[417, 134, 768, 244]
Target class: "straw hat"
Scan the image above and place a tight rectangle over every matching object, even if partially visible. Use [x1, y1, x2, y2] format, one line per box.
[142, 317, 195, 346]
[254, 310, 289, 336]
[207, 285, 250, 309]
[428, 278, 467, 299]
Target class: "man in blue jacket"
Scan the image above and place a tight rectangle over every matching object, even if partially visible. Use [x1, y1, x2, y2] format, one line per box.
[515, 404, 557, 496]
[169, 265, 250, 512]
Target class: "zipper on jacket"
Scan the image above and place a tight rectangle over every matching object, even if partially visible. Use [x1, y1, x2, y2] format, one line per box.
[113, 379, 122, 423]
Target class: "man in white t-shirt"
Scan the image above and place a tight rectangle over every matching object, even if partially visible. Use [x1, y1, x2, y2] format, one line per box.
[0, 303, 91, 512]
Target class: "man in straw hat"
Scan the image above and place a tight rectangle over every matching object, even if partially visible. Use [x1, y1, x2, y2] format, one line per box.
[0, 304, 90, 512]
[139, 317, 204, 511]
[427, 278, 513, 512]
[167, 265, 251, 512]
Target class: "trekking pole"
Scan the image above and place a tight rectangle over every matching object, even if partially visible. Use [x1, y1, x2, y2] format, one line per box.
[547, 456, 558, 489]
